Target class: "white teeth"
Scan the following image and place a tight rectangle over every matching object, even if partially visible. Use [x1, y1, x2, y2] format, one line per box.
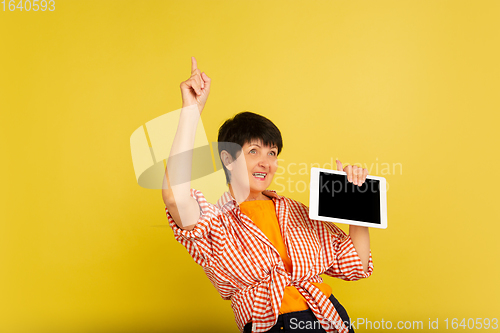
[253, 172, 266, 178]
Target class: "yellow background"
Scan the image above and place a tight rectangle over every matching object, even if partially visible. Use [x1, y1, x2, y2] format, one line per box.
[1, 0, 499, 332]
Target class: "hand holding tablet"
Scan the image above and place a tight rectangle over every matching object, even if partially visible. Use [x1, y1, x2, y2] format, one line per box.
[309, 167, 388, 229]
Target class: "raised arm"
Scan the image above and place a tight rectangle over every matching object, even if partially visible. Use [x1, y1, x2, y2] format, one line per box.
[336, 159, 371, 273]
[162, 57, 211, 230]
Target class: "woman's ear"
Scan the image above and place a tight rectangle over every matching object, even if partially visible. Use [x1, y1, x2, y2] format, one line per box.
[220, 150, 234, 171]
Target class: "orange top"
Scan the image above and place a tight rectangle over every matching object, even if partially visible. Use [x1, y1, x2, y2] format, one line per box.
[239, 199, 332, 315]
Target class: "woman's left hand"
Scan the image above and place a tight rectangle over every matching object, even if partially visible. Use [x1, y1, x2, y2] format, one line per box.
[336, 159, 368, 186]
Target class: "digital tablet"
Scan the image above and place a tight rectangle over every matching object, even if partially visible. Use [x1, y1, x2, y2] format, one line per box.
[309, 167, 388, 229]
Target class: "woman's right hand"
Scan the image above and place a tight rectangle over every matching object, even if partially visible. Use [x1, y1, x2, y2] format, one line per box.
[180, 57, 211, 113]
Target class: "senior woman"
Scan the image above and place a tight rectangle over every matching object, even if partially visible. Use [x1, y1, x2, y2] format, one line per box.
[162, 57, 373, 333]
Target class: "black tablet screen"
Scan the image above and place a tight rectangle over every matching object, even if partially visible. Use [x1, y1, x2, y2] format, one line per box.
[318, 172, 381, 224]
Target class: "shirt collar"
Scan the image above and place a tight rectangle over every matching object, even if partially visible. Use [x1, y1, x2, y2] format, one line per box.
[216, 190, 282, 211]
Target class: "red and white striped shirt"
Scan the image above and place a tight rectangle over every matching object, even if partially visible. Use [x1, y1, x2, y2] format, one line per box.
[165, 189, 373, 333]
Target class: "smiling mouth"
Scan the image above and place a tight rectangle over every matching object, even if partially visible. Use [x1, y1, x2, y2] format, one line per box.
[252, 172, 267, 180]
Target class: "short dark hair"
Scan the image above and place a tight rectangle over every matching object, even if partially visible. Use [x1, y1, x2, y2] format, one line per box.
[217, 111, 283, 184]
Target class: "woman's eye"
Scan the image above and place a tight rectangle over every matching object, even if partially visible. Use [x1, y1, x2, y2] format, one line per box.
[269, 151, 277, 156]
[249, 149, 256, 154]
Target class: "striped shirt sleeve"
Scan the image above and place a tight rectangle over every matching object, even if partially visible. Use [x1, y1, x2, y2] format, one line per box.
[165, 189, 224, 267]
[321, 220, 374, 281]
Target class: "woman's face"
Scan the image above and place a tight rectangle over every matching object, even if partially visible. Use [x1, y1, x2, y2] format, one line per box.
[229, 140, 279, 197]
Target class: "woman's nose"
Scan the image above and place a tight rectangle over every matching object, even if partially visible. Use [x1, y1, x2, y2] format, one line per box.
[258, 156, 271, 167]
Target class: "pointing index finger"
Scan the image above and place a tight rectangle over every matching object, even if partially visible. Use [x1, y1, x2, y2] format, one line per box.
[191, 57, 198, 73]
